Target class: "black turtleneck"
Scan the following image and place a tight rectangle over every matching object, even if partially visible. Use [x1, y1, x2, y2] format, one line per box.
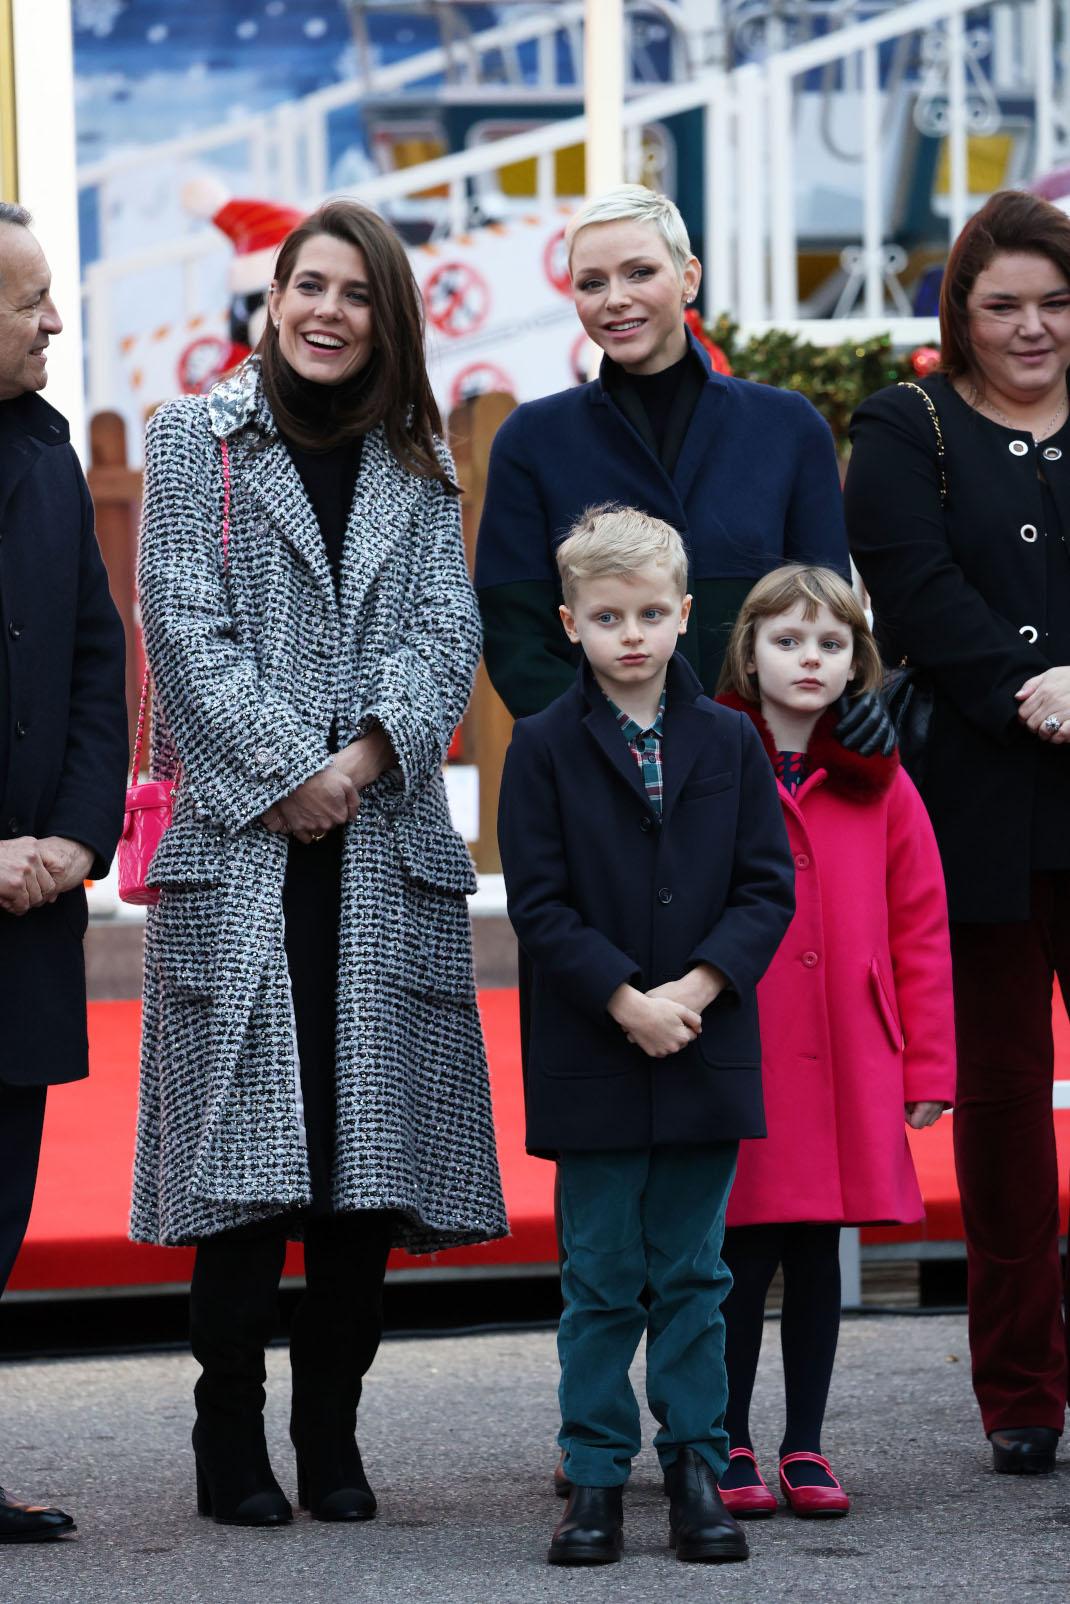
[276, 360, 372, 590]
[601, 340, 705, 475]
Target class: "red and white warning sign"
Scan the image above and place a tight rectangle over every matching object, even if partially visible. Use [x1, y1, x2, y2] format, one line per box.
[543, 227, 572, 297]
[449, 362, 514, 408]
[424, 261, 491, 339]
[414, 209, 579, 415]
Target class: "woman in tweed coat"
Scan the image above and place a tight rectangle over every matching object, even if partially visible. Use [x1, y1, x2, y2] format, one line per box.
[131, 201, 506, 1528]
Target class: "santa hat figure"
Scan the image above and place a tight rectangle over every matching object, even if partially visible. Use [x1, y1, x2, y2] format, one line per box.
[183, 176, 306, 294]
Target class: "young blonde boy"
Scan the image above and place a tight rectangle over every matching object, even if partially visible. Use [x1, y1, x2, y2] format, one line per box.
[497, 506, 795, 1567]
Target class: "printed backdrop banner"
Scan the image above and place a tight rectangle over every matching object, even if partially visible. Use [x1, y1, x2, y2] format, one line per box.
[415, 208, 581, 415]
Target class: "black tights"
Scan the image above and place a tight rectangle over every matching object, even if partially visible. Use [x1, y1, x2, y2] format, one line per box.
[722, 1223, 841, 1469]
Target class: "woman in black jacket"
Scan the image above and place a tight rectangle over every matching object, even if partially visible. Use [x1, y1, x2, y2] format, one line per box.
[845, 190, 1070, 1476]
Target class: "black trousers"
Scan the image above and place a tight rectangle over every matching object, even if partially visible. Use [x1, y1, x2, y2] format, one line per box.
[0, 1082, 47, 1297]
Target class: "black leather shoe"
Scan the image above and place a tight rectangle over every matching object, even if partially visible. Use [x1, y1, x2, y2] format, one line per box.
[547, 1485, 623, 1566]
[989, 1427, 1059, 1476]
[553, 1451, 571, 1498]
[666, 1448, 750, 1563]
[0, 1486, 76, 1542]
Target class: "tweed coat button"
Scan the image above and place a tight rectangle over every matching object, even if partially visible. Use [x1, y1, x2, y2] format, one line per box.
[1020, 624, 1038, 643]
[639, 816, 652, 832]
[1009, 439, 1029, 456]
[801, 950, 819, 967]
[1043, 446, 1063, 461]
[795, 853, 810, 870]
[657, 887, 672, 905]
[1020, 524, 1038, 542]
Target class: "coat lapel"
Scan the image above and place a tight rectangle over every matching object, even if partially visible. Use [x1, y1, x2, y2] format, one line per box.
[582, 692, 652, 810]
[243, 437, 338, 613]
[338, 425, 418, 643]
[672, 379, 729, 507]
[659, 697, 709, 821]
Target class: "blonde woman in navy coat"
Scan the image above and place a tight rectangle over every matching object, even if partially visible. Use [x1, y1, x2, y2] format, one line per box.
[475, 185, 885, 758]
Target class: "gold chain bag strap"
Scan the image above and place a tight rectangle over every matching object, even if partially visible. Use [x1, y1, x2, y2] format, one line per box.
[880, 382, 947, 783]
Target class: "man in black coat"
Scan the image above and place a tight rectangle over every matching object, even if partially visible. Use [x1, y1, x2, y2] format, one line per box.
[0, 204, 127, 1541]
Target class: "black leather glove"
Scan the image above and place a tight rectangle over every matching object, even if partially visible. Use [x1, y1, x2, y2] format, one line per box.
[833, 689, 896, 758]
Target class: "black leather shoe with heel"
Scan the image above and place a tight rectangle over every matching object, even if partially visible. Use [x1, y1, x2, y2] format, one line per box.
[547, 1485, 623, 1566]
[989, 1427, 1059, 1475]
[666, 1448, 750, 1563]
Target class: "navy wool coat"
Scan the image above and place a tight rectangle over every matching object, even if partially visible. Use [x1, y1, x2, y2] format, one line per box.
[497, 653, 795, 1155]
[476, 332, 848, 718]
[0, 393, 128, 1087]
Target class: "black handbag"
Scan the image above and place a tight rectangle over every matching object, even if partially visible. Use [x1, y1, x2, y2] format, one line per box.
[877, 382, 946, 786]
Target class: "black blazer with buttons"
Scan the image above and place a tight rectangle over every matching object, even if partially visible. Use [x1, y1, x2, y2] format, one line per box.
[846, 375, 1070, 922]
[0, 392, 127, 1086]
[497, 652, 794, 1156]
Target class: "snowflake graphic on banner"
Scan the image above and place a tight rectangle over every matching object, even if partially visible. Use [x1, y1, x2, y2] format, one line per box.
[73, 0, 127, 37]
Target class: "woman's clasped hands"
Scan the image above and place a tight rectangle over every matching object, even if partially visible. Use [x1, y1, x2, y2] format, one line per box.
[1016, 666, 1070, 742]
[260, 762, 358, 844]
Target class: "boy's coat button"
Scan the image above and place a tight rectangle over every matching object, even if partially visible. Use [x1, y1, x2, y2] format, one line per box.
[639, 816, 652, 832]
[657, 887, 673, 905]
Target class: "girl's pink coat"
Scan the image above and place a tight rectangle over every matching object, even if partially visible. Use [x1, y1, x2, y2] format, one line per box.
[718, 696, 957, 1226]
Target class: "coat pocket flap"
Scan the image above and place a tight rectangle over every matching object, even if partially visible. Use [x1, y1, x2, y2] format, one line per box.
[679, 770, 734, 803]
[148, 819, 230, 889]
[869, 958, 904, 1051]
[393, 817, 478, 897]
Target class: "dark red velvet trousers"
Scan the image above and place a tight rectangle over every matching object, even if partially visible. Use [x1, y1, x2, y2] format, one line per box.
[951, 874, 1070, 1436]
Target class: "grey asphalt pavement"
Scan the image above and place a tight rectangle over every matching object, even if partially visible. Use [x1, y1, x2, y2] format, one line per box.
[1, 1312, 1066, 1604]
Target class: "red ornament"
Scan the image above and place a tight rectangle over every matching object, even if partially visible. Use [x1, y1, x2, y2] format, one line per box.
[911, 345, 940, 377]
[684, 308, 733, 375]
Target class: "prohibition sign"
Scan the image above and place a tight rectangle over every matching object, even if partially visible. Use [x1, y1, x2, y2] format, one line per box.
[450, 362, 513, 408]
[543, 227, 572, 297]
[424, 261, 491, 338]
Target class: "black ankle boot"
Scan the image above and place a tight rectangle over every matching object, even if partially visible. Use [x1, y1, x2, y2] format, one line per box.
[190, 1230, 292, 1527]
[289, 1214, 393, 1522]
[666, 1448, 749, 1563]
[989, 1427, 1059, 1476]
[548, 1485, 623, 1565]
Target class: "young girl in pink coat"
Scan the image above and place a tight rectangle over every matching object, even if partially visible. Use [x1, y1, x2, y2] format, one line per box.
[715, 564, 956, 1519]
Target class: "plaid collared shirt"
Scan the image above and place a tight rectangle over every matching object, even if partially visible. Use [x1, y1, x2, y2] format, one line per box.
[610, 689, 666, 818]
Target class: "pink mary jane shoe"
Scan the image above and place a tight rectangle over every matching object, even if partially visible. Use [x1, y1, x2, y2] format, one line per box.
[717, 1448, 777, 1518]
[778, 1452, 850, 1518]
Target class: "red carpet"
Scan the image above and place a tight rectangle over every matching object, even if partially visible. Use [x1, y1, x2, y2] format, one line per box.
[11, 993, 1070, 1293]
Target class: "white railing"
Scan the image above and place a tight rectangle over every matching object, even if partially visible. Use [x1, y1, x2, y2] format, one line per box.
[82, 0, 1070, 421]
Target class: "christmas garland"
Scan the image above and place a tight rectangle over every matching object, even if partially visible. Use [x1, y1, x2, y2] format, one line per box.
[688, 310, 939, 451]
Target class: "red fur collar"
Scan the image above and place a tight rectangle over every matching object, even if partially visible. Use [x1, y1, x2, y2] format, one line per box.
[716, 690, 899, 800]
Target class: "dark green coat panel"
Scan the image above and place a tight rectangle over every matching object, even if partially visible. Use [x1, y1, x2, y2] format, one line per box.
[0, 394, 127, 1086]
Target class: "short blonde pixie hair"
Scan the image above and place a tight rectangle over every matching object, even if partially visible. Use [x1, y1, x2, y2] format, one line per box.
[556, 504, 690, 609]
[718, 564, 883, 703]
[565, 185, 693, 277]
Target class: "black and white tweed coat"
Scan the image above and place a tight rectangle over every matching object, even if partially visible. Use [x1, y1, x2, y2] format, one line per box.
[130, 360, 507, 1251]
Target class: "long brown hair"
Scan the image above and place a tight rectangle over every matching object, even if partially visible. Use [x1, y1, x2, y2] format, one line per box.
[939, 190, 1070, 380]
[257, 199, 457, 492]
[717, 564, 883, 703]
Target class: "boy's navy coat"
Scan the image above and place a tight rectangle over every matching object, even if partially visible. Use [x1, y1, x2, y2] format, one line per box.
[497, 653, 795, 1155]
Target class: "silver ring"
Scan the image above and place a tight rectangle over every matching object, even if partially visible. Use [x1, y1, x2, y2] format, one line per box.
[1042, 714, 1062, 733]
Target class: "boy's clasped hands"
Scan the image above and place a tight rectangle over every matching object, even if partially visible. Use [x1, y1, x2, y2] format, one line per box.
[607, 963, 726, 1058]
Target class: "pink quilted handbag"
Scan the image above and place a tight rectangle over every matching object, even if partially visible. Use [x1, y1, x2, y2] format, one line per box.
[117, 439, 231, 905]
